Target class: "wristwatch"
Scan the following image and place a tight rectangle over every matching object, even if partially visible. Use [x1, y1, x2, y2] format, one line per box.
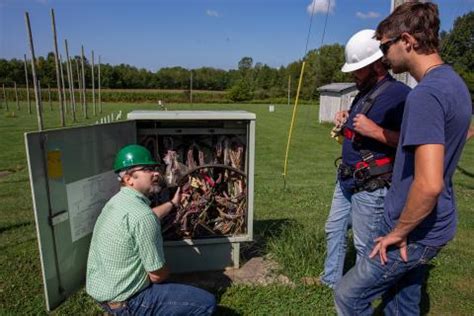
[169, 200, 178, 208]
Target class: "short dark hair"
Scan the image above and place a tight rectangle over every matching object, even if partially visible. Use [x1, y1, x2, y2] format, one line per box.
[375, 2, 440, 54]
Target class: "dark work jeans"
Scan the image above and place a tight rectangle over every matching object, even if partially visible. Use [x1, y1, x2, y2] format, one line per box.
[101, 283, 216, 315]
[334, 221, 441, 315]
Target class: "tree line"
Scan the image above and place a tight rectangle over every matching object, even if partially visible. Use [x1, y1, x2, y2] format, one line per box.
[1, 11, 472, 103]
[0, 43, 350, 102]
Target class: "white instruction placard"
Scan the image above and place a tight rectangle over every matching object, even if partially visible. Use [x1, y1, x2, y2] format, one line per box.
[67, 170, 119, 242]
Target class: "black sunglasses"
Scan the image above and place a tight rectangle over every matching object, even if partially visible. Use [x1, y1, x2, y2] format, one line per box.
[129, 165, 159, 173]
[379, 35, 402, 55]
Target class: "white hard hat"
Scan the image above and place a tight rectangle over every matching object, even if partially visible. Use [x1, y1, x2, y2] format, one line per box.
[341, 29, 383, 73]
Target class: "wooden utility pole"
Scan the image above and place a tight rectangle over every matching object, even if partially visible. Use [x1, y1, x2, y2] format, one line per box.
[81, 45, 88, 119]
[98, 55, 102, 114]
[48, 85, 52, 111]
[2, 84, 8, 111]
[14, 82, 20, 110]
[25, 12, 43, 130]
[59, 54, 68, 115]
[64, 39, 76, 122]
[75, 58, 83, 106]
[189, 70, 193, 104]
[38, 81, 42, 111]
[51, 9, 65, 126]
[91, 50, 96, 116]
[23, 54, 32, 114]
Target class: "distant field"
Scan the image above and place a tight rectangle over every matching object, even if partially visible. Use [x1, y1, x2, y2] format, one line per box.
[0, 102, 472, 315]
[100, 88, 226, 94]
[2, 87, 226, 94]
[1, 87, 229, 104]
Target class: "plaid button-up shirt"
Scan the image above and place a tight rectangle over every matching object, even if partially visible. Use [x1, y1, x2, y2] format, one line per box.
[86, 186, 165, 302]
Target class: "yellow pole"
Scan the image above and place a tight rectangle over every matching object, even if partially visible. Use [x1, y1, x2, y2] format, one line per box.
[283, 61, 306, 183]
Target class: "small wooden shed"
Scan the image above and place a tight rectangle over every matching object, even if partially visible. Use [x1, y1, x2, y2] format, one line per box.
[317, 82, 358, 123]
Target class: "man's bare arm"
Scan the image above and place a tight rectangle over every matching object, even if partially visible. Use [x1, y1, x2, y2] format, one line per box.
[370, 144, 444, 264]
[391, 144, 444, 237]
[353, 114, 400, 148]
[152, 187, 181, 219]
[152, 202, 174, 220]
[148, 266, 170, 283]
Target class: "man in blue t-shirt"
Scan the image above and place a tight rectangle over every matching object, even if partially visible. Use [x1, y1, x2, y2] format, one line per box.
[320, 29, 410, 289]
[334, 3, 472, 315]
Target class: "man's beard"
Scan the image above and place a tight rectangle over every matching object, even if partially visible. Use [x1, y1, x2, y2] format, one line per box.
[356, 66, 378, 93]
[150, 184, 162, 194]
[147, 176, 163, 196]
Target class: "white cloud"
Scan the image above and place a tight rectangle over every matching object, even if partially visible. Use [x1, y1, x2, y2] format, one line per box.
[356, 11, 381, 19]
[206, 9, 220, 17]
[307, 0, 335, 15]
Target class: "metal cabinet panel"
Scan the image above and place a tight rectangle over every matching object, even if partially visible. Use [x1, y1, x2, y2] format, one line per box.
[130, 111, 256, 271]
[25, 121, 136, 311]
[26, 111, 256, 310]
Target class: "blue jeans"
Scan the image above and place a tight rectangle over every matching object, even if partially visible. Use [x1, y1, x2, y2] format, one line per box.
[334, 221, 441, 316]
[101, 283, 216, 315]
[321, 181, 387, 288]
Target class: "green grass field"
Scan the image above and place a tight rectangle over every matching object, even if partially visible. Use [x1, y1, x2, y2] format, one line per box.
[0, 102, 472, 315]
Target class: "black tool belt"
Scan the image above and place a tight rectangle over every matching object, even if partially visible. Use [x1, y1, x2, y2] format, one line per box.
[353, 176, 390, 193]
[337, 162, 391, 193]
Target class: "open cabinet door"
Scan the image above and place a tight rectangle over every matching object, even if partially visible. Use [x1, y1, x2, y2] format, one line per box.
[25, 121, 136, 311]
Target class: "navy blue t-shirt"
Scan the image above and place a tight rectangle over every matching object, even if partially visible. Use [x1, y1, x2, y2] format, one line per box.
[339, 75, 411, 190]
[384, 65, 472, 247]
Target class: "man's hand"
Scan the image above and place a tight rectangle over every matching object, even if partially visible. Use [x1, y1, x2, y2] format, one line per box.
[467, 126, 474, 141]
[353, 114, 381, 137]
[171, 187, 181, 207]
[334, 110, 349, 126]
[152, 187, 181, 219]
[369, 231, 408, 265]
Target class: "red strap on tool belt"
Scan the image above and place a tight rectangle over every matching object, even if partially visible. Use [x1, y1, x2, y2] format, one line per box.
[353, 151, 394, 182]
[355, 156, 393, 170]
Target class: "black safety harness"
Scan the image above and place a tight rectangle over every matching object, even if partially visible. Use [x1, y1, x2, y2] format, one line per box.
[337, 80, 395, 193]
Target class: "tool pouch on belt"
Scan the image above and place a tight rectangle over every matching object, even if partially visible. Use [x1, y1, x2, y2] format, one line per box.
[335, 152, 393, 194]
[337, 163, 353, 180]
[354, 176, 391, 193]
[353, 150, 393, 192]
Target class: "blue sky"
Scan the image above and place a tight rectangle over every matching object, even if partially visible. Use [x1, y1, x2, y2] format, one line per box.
[1, 0, 473, 71]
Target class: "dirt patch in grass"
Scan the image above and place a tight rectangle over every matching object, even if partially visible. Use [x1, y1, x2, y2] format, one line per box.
[453, 275, 474, 292]
[0, 170, 12, 178]
[169, 256, 294, 291]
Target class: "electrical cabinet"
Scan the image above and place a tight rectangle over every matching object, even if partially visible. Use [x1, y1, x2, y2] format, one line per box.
[25, 110, 255, 310]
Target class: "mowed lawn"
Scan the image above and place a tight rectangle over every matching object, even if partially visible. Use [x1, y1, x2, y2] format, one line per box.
[0, 102, 472, 315]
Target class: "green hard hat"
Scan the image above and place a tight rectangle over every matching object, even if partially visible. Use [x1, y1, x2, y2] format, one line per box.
[113, 144, 158, 172]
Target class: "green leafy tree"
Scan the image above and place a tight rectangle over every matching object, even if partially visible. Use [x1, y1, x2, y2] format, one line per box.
[229, 79, 253, 102]
[228, 57, 255, 102]
[157, 66, 189, 89]
[193, 67, 229, 90]
[441, 11, 474, 73]
[238, 57, 253, 72]
[303, 44, 350, 100]
[441, 11, 474, 100]
[253, 63, 281, 99]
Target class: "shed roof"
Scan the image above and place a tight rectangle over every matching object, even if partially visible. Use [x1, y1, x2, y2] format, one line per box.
[317, 82, 356, 93]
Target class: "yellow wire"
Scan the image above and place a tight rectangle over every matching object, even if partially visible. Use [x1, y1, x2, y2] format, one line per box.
[282, 60, 306, 180]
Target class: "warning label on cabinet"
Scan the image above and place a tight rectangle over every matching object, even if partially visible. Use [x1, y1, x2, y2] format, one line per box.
[67, 171, 119, 242]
